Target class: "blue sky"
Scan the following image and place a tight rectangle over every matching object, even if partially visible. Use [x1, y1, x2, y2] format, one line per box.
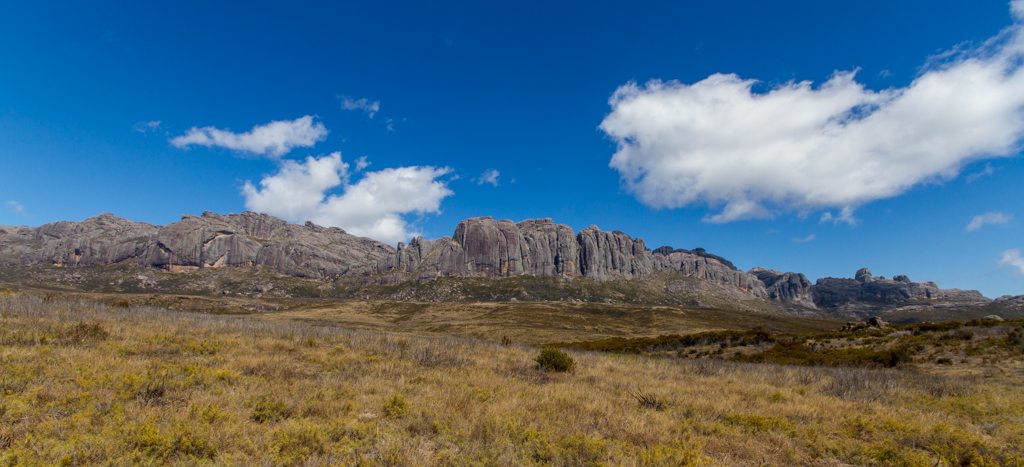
[2, 1, 1023, 297]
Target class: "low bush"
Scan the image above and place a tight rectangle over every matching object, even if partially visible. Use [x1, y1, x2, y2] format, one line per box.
[733, 340, 914, 368]
[251, 396, 293, 423]
[536, 348, 575, 372]
[383, 393, 409, 418]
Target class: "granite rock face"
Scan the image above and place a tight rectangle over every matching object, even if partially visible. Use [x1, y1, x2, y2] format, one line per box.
[0, 212, 393, 279]
[810, 272, 989, 307]
[377, 216, 765, 296]
[1, 212, 990, 307]
[748, 267, 815, 306]
[1, 213, 765, 296]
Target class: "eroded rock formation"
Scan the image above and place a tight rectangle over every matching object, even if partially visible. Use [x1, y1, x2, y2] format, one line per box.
[0, 212, 765, 297]
[1, 211, 990, 307]
[378, 216, 764, 296]
[748, 268, 815, 306]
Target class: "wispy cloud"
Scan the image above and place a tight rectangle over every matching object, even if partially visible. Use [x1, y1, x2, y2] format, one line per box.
[5, 201, 25, 215]
[966, 163, 997, 183]
[133, 120, 161, 134]
[440, 32, 456, 48]
[170, 116, 327, 158]
[999, 248, 1024, 274]
[601, 0, 1024, 224]
[475, 169, 500, 187]
[966, 212, 1012, 231]
[354, 156, 370, 172]
[820, 206, 858, 226]
[338, 96, 380, 118]
[793, 234, 816, 243]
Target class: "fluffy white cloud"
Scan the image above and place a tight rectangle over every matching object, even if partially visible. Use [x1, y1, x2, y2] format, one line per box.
[339, 96, 380, 118]
[967, 212, 1012, 231]
[476, 169, 500, 187]
[170, 116, 327, 158]
[600, 1, 1024, 223]
[1000, 248, 1024, 274]
[242, 152, 454, 245]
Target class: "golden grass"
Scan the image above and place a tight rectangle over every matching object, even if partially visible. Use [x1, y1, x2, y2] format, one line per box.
[3, 287, 841, 346]
[1, 293, 1023, 466]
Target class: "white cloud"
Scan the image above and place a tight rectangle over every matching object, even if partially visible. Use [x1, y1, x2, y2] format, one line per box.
[241, 153, 454, 245]
[476, 169, 500, 187]
[999, 248, 1024, 274]
[966, 163, 997, 183]
[820, 206, 857, 226]
[133, 120, 161, 133]
[5, 201, 25, 215]
[793, 234, 816, 243]
[339, 96, 380, 118]
[170, 116, 327, 158]
[355, 156, 370, 172]
[600, 1, 1024, 223]
[966, 212, 1012, 231]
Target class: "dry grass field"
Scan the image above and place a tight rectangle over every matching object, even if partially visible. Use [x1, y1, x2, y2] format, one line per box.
[1, 292, 1023, 466]
[0, 284, 842, 346]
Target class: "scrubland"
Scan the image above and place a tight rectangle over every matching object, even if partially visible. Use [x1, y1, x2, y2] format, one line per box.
[1, 292, 1023, 466]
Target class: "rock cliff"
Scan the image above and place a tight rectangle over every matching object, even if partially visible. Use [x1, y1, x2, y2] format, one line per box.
[377, 216, 765, 296]
[748, 268, 815, 306]
[1, 212, 392, 279]
[1, 212, 990, 308]
[809, 268, 988, 307]
[0, 212, 765, 297]
[742, 266, 989, 309]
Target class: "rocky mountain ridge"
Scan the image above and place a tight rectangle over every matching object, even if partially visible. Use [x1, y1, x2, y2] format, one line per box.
[0, 211, 990, 309]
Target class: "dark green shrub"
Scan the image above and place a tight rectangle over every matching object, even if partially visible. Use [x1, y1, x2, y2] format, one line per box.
[732, 340, 912, 368]
[536, 348, 575, 372]
[252, 396, 293, 423]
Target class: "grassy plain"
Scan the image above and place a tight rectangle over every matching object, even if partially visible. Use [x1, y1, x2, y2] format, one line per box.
[2, 292, 1023, 466]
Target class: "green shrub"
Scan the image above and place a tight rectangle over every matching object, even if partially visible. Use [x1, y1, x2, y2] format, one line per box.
[252, 396, 293, 423]
[536, 348, 575, 373]
[732, 340, 913, 368]
[383, 393, 409, 418]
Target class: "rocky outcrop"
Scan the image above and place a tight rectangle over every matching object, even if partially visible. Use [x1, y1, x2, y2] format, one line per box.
[1, 212, 991, 307]
[839, 316, 889, 332]
[0, 212, 766, 297]
[1, 212, 393, 279]
[811, 272, 989, 307]
[377, 216, 765, 296]
[748, 268, 815, 306]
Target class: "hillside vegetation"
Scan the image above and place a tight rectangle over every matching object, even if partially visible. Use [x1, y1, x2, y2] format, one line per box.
[550, 318, 1024, 369]
[1, 292, 1023, 466]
